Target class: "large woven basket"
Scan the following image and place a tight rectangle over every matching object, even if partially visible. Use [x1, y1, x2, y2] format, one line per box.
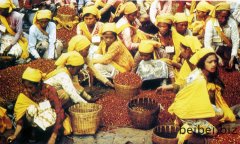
[69, 103, 102, 135]
[152, 125, 179, 144]
[113, 80, 142, 100]
[56, 13, 75, 22]
[128, 97, 160, 130]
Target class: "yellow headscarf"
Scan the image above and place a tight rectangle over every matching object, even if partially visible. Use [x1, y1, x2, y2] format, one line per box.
[155, 13, 174, 25]
[210, 2, 230, 18]
[0, 0, 16, 13]
[82, 6, 101, 19]
[68, 35, 91, 52]
[138, 40, 159, 54]
[33, 9, 52, 25]
[189, 48, 215, 65]
[195, 1, 214, 13]
[22, 67, 44, 83]
[55, 51, 84, 67]
[102, 23, 117, 34]
[123, 2, 138, 15]
[174, 13, 188, 23]
[180, 35, 202, 53]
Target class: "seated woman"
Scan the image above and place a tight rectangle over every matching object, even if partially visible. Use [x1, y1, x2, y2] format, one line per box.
[166, 48, 236, 143]
[0, 0, 28, 60]
[8, 67, 65, 144]
[91, 23, 134, 80]
[44, 51, 94, 108]
[68, 35, 114, 87]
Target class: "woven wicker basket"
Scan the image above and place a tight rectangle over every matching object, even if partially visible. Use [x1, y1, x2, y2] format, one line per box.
[69, 103, 102, 135]
[128, 97, 159, 130]
[56, 13, 75, 22]
[152, 125, 179, 144]
[113, 80, 142, 100]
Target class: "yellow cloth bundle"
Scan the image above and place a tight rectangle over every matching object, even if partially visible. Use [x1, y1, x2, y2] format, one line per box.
[68, 35, 91, 52]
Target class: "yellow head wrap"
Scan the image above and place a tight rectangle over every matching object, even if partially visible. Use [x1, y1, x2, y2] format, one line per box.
[210, 2, 230, 18]
[155, 13, 174, 25]
[174, 13, 188, 23]
[82, 6, 101, 19]
[0, 0, 16, 13]
[123, 2, 138, 15]
[139, 40, 159, 54]
[33, 10, 52, 24]
[68, 35, 91, 52]
[180, 36, 202, 53]
[22, 67, 43, 83]
[189, 48, 215, 65]
[102, 23, 117, 34]
[55, 51, 84, 67]
[195, 1, 214, 13]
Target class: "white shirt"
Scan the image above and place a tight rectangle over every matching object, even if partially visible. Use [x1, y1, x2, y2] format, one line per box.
[204, 18, 239, 57]
[28, 22, 56, 59]
[44, 72, 87, 103]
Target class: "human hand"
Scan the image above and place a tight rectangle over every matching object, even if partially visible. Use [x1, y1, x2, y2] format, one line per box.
[218, 56, 224, 67]
[228, 57, 234, 69]
[3, 44, 12, 55]
[105, 81, 114, 88]
[47, 133, 57, 144]
[7, 135, 16, 143]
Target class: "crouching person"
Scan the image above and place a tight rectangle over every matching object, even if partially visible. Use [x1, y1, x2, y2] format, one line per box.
[28, 10, 63, 60]
[8, 67, 65, 144]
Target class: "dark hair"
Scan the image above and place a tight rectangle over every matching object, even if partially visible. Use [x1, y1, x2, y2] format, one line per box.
[83, 13, 98, 20]
[22, 79, 40, 87]
[196, 53, 225, 89]
[180, 43, 190, 50]
[102, 31, 117, 39]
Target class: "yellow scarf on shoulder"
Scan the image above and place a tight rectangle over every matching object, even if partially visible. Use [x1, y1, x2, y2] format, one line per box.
[14, 93, 38, 121]
[44, 67, 71, 81]
[77, 22, 93, 41]
[0, 15, 29, 59]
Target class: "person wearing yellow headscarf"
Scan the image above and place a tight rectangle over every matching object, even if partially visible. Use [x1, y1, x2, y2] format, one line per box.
[188, 2, 214, 44]
[166, 48, 235, 143]
[205, 2, 239, 71]
[28, 9, 63, 60]
[44, 51, 95, 106]
[68, 35, 114, 87]
[77, 5, 103, 43]
[0, 0, 29, 60]
[8, 67, 65, 144]
[91, 23, 134, 79]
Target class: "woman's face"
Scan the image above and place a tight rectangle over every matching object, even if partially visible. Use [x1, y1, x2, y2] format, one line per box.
[23, 80, 39, 96]
[84, 14, 97, 27]
[126, 11, 137, 23]
[80, 46, 90, 57]
[157, 23, 170, 36]
[37, 18, 50, 29]
[175, 22, 188, 35]
[204, 54, 217, 73]
[102, 32, 116, 47]
[139, 52, 152, 61]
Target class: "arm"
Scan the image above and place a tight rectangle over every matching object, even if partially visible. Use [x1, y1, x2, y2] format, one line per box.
[132, 51, 143, 73]
[7, 124, 22, 143]
[28, 26, 41, 59]
[204, 20, 214, 49]
[11, 13, 24, 46]
[230, 19, 239, 57]
[47, 23, 57, 59]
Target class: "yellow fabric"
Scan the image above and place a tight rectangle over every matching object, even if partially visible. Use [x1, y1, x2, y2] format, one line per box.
[189, 48, 215, 65]
[155, 13, 174, 25]
[102, 23, 117, 34]
[210, 2, 230, 18]
[171, 27, 183, 63]
[189, 0, 196, 14]
[68, 35, 91, 52]
[82, 6, 101, 19]
[0, 0, 15, 13]
[94, 0, 106, 8]
[96, 40, 134, 72]
[196, 1, 214, 13]
[175, 60, 192, 86]
[77, 22, 95, 41]
[63, 114, 72, 135]
[22, 67, 44, 83]
[123, 2, 138, 15]
[33, 10, 52, 25]
[55, 51, 84, 67]
[168, 69, 216, 119]
[0, 15, 28, 59]
[207, 83, 236, 123]
[138, 40, 159, 53]
[14, 93, 38, 121]
[213, 22, 232, 47]
[53, 16, 79, 30]
[181, 35, 202, 53]
[174, 13, 188, 23]
[44, 67, 70, 81]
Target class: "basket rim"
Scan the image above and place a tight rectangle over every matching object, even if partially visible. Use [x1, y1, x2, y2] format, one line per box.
[113, 79, 142, 89]
[152, 125, 179, 141]
[69, 103, 102, 114]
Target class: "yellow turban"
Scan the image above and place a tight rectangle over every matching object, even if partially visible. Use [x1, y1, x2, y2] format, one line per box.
[174, 13, 188, 23]
[189, 48, 215, 65]
[180, 36, 202, 53]
[139, 40, 160, 54]
[195, 2, 214, 13]
[155, 13, 174, 25]
[210, 2, 230, 18]
[123, 2, 138, 15]
[68, 35, 91, 52]
[33, 10, 52, 24]
[102, 23, 117, 34]
[0, 0, 16, 13]
[22, 67, 43, 83]
[55, 51, 84, 67]
[82, 6, 101, 19]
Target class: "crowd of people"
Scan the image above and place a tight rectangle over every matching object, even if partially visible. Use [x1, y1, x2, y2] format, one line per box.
[0, 0, 240, 143]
